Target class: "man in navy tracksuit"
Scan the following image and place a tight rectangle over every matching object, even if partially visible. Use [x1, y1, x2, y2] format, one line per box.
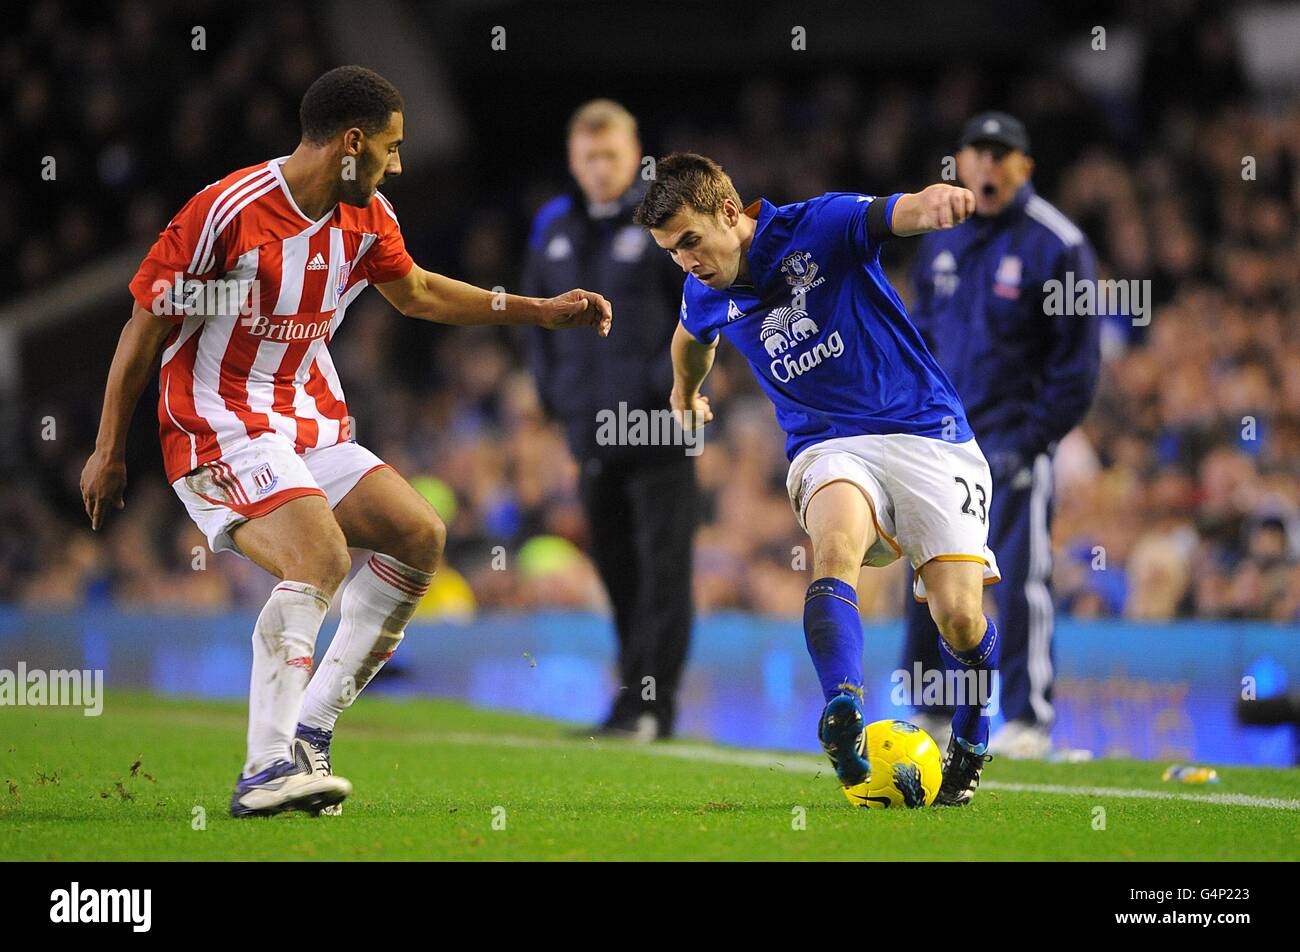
[522, 100, 695, 740]
[902, 113, 1100, 757]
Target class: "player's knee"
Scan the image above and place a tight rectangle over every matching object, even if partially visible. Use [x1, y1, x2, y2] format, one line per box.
[398, 509, 445, 572]
[316, 545, 353, 594]
[286, 539, 351, 594]
[812, 530, 863, 579]
[933, 603, 985, 650]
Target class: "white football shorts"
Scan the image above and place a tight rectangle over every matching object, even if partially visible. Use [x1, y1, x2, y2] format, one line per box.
[786, 432, 1001, 601]
[172, 434, 389, 558]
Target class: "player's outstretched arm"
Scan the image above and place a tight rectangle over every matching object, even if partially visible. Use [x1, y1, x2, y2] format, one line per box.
[80, 303, 175, 530]
[668, 322, 717, 430]
[376, 265, 612, 336]
[889, 184, 976, 236]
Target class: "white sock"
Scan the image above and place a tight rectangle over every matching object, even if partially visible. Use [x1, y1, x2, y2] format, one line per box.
[244, 580, 331, 777]
[298, 553, 432, 733]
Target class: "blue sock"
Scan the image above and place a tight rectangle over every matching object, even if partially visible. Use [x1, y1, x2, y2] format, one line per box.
[938, 614, 1000, 751]
[803, 578, 864, 703]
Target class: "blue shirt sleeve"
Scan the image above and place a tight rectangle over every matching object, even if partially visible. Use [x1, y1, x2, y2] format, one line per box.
[678, 282, 718, 344]
[820, 192, 904, 262]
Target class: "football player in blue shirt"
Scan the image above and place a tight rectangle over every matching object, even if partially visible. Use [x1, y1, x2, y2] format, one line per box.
[634, 153, 1000, 806]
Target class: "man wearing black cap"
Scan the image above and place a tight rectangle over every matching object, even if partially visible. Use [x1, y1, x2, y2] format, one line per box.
[901, 112, 1100, 758]
[522, 100, 696, 740]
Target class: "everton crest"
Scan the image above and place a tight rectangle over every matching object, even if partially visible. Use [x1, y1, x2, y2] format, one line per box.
[780, 251, 819, 289]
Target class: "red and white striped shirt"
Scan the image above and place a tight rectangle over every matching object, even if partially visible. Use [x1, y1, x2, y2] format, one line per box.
[129, 157, 414, 483]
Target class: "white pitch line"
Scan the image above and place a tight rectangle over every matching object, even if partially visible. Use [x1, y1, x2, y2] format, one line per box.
[978, 781, 1300, 811]
[434, 731, 1300, 812]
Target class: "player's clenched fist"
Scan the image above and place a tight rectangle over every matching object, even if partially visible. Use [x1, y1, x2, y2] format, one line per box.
[670, 388, 713, 431]
[540, 289, 613, 336]
[80, 449, 127, 531]
[915, 183, 975, 230]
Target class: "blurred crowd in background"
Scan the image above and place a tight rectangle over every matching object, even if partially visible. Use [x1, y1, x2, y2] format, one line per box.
[2, 0, 1298, 622]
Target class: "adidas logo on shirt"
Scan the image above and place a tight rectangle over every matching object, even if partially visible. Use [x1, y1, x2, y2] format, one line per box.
[306, 252, 328, 271]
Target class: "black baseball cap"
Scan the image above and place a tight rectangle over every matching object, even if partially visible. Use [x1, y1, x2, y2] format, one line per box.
[959, 111, 1031, 154]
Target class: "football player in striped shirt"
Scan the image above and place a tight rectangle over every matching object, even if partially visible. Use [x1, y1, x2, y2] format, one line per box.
[80, 66, 612, 817]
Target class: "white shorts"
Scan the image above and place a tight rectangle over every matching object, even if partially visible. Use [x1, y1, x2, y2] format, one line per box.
[172, 435, 389, 558]
[786, 433, 1001, 601]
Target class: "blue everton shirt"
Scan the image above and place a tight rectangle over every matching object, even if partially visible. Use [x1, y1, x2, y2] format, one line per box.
[680, 192, 972, 461]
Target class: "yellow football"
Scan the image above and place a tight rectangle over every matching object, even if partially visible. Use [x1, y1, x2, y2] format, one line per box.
[858, 719, 943, 808]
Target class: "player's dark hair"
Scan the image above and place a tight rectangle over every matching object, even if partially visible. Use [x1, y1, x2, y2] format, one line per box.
[634, 152, 743, 228]
[299, 66, 404, 144]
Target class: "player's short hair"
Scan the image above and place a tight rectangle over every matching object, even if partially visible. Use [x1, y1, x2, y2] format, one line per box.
[633, 152, 742, 229]
[299, 66, 404, 144]
[567, 99, 638, 138]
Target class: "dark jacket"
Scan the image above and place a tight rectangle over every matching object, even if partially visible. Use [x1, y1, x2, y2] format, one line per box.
[522, 182, 685, 461]
[909, 182, 1101, 463]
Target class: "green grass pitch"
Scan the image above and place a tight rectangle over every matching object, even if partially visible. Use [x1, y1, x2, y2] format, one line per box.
[2, 692, 1298, 861]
